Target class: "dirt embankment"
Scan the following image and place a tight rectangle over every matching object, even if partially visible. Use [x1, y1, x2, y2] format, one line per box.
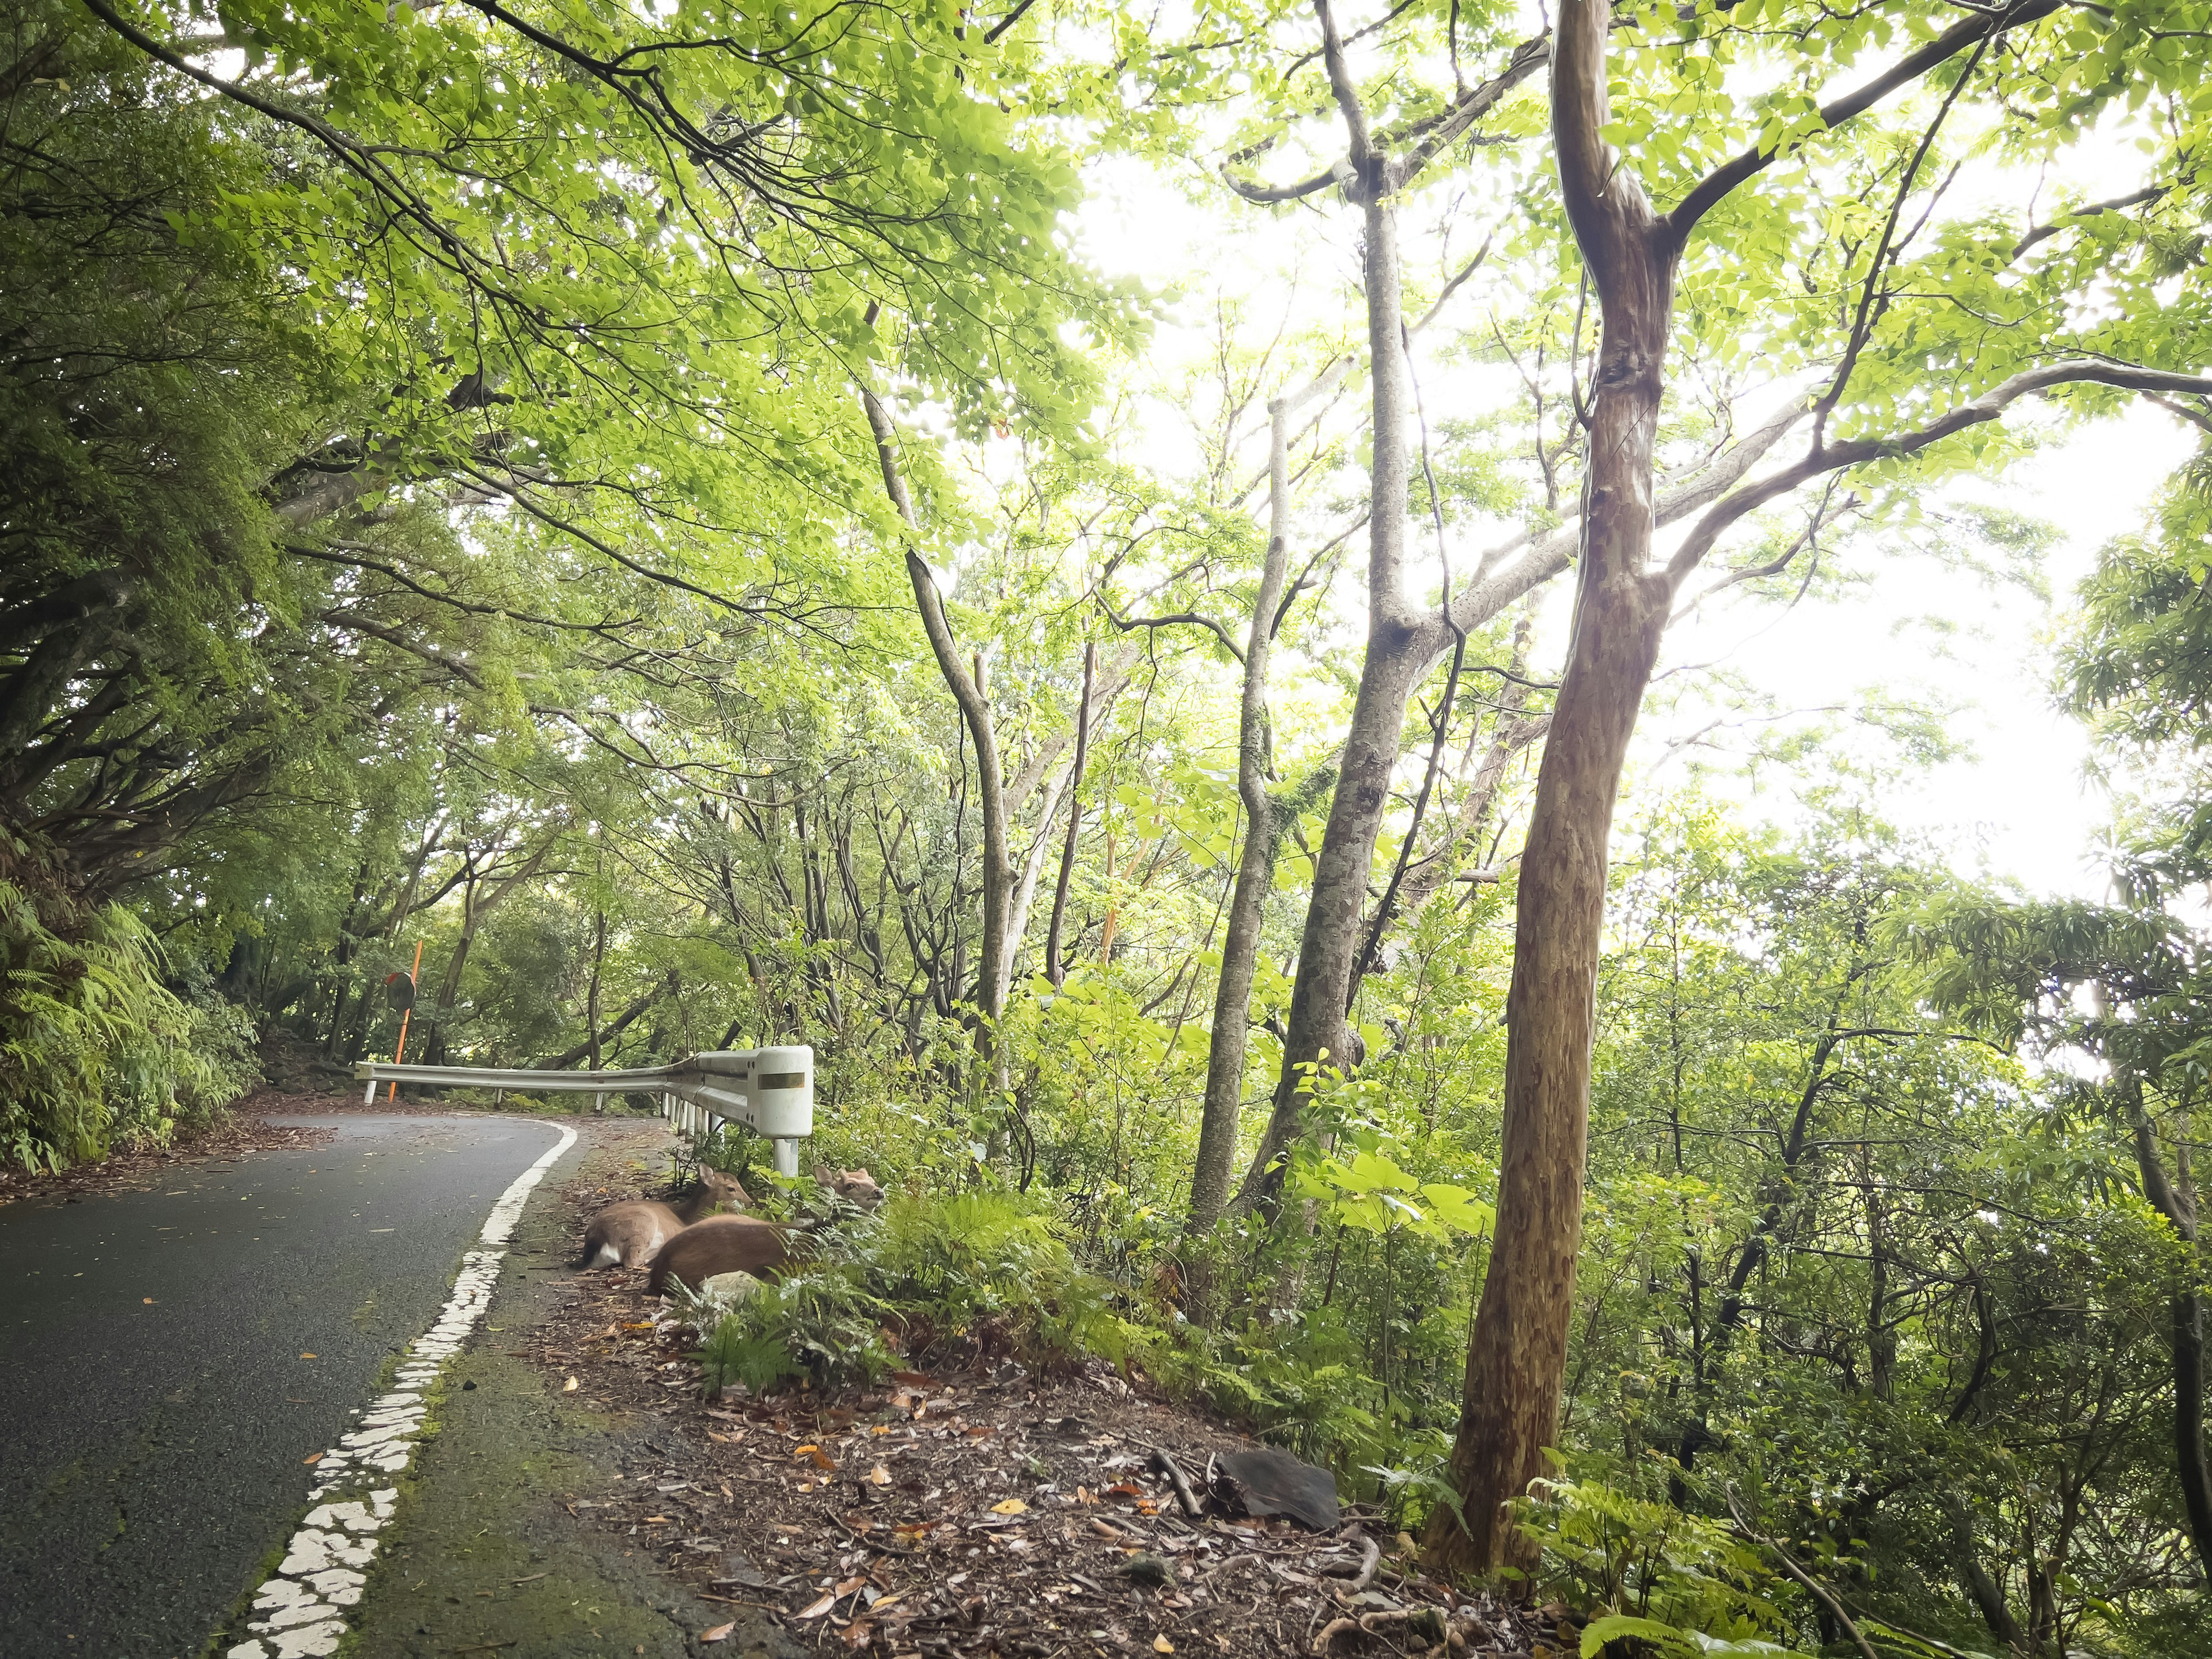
[524, 1164, 1570, 1659]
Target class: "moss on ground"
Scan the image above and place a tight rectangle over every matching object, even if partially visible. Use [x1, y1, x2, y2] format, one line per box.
[343, 1125, 798, 1658]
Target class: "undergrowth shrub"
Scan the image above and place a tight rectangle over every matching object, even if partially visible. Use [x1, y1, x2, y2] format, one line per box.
[0, 847, 258, 1170]
[1517, 1460, 1811, 1658]
[679, 1188, 1147, 1395]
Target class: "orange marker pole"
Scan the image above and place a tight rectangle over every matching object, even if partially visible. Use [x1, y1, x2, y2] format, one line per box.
[388, 939, 424, 1102]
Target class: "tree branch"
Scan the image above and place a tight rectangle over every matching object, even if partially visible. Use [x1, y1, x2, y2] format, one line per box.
[1664, 361, 2212, 587]
[1669, 1, 2062, 244]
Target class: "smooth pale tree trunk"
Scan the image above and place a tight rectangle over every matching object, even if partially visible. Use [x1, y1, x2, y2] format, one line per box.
[1221, 12, 1797, 1217]
[1232, 14, 1421, 1213]
[863, 389, 1012, 1056]
[1188, 365, 1343, 1236]
[1343, 616, 1545, 1011]
[1429, 0, 1677, 1577]
[1001, 739, 1074, 992]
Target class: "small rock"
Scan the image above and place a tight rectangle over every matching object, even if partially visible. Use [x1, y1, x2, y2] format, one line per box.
[462, 1380, 476, 1391]
[1122, 1554, 1175, 1588]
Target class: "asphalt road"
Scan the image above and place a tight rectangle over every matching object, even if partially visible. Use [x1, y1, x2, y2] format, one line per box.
[0, 1112, 573, 1659]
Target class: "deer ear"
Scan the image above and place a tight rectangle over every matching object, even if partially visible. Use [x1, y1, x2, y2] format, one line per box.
[813, 1163, 833, 1185]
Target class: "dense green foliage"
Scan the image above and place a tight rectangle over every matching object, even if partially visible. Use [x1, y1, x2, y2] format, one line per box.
[16, 0, 2212, 1651]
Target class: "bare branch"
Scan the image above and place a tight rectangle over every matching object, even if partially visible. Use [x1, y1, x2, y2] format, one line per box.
[1665, 361, 2212, 587]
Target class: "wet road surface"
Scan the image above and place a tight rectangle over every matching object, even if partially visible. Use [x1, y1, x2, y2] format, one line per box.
[0, 1112, 571, 1658]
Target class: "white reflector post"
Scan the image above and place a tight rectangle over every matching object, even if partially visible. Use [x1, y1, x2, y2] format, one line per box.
[685, 1046, 814, 1175]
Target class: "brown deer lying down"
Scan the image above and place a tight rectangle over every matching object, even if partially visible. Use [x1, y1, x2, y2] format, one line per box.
[643, 1165, 885, 1295]
[577, 1167, 749, 1268]
[646, 1213, 793, 1297]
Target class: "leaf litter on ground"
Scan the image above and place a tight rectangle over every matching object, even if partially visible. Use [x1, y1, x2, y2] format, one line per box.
[528, 1161, 1563, 1659]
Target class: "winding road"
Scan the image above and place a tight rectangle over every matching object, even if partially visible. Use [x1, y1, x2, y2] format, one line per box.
[0, 1111, 575, 1659]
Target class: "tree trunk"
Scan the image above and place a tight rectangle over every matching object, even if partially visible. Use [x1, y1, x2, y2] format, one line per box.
[1189, 365, 1340, 1237]
[537, 971, 676, 1070]
[427, 931, 475, 1066]
[1044, 642, 1096, 987]
[1002, 733, 1077, 993]
[1429, 0, 1677, 1577]
[1945, 1496, 2028, 1654]
[1344, 615, 1543, 1011]
[1232, 37, 1420, 1213]
[863, 389, 1012, 1054]
[2130, 1094, 2212, 1582]
[585, 907, 607, 1070]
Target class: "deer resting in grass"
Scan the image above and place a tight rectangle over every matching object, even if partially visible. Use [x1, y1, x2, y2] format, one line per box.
[577, 1167, 749, 1268]
[646, 1213, 794, 1296]
[643, 1166, 882, 1294]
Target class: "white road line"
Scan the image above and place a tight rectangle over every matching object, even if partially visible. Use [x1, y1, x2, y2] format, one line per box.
[225, 1120, 578, 1659]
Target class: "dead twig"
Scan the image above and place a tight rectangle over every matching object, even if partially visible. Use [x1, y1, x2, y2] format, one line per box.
[1150, 1448, 1206, 1518]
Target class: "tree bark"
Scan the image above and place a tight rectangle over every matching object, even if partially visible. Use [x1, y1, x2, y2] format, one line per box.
[585, 906, 607, 1070]
[2128, 1091, 2212, 1582]
[1231, 5, 1421, 1214]
[1044, 642, 1096, 987]
[1945, 1496, 2028, 1654]
[1218, 11, 1792, 1216]
[1344, 613, 1543, 1011]
[1188, 372, 1335, 1237]
[537, 971, 676, 1070]
[1003, 713, 1080, 991]
[863, 389, 1013, 1051]
[1429, 0, 1677, 1577]
[422, 834, 558, 1064]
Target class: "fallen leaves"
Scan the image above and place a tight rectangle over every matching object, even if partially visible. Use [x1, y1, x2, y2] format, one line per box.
[529, 1166, 1551, 1659]
[301, 1453, 323, 1465]
[700, 1622, 735, 1643]
[298, 1352, 317, 1359]
[563, 1377, 579, 1392]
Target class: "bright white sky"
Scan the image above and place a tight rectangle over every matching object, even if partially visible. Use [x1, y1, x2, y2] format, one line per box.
[1071, 125, 2193, 906]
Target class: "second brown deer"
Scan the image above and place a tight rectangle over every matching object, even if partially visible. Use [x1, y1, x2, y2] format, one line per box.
[577, 1167, 749, 1268]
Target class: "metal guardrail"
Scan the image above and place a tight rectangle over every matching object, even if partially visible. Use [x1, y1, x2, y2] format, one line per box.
[354, 1045, 816, 1175]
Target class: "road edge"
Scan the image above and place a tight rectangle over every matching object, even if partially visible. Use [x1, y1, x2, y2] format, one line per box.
[219, 1118, 578, 1659]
